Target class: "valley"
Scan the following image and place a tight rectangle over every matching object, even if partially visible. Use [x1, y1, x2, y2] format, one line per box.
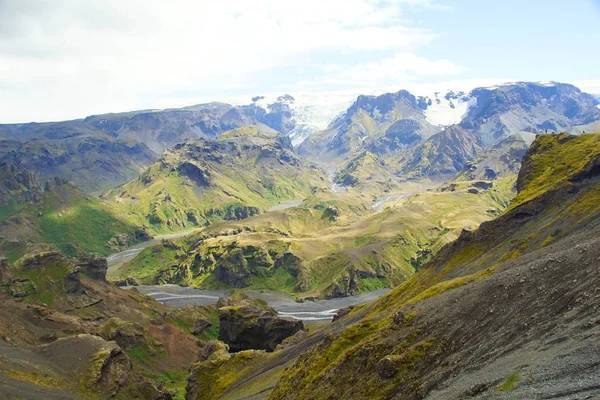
[1, 79, 599, 400]
[4, 2, 600, 398]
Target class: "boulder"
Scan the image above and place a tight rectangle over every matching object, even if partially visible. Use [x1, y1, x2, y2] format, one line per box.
[165, 305, 214, 335]
[39, 334, 132, 396]
[191, 317, 212, 335]
[100, 318, 148, 350]
[332, 305, 355, 322]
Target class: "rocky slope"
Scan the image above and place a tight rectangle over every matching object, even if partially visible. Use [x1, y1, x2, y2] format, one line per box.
[298, 82, 600, 182]
[0, 135, 157, 193]
[453, 136, 528, 182]
[461, 82, 600, 145]
[261, 133, 600, 399]
[0, 251, 220, 399]
[105, 126, 327, 233]
[397, 125, 484, 179]
[297, 90, 440, 164]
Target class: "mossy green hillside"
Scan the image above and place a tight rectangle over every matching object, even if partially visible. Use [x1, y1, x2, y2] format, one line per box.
[113, 178, 510, 299]
[106, 131, 327, 233]
[0, 181, 143, 258]
[511, 133, 600, 209]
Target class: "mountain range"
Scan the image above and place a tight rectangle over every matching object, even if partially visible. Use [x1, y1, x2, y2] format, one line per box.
[1, 77, 600, 399]
[1, 81, 597, 195]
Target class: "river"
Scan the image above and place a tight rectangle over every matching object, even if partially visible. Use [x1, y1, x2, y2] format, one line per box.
[108, 198, 391, 321]
[126, 284, 390, 321]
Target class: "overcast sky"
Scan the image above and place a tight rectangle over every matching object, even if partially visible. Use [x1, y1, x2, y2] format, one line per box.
[1, 0, 599, 123]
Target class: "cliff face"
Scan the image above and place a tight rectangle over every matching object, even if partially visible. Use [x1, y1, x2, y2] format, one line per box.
[0, 162, 43, 218]
[268, 134, 600, 399]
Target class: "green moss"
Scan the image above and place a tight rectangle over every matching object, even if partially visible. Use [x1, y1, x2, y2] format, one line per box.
[0, 198, 24, 221]
[111, 244, 179, 283]
[187, 349, 269, 399]
[510, 133, 600, 210]
[294, 319, 380, 392]
[354, 235, 378, 247]
[539, 235, 554, 248]
[498, 372, 521, 391]
[248, 267, 297, 294]
[15, 259, 72, 306]
[6, 369, 67, 391]
[406, 267, 495, 306]
[128, 346, 151, 363]
[358, 277, 390, 292]
[150, 370, 189, 399]
[84, 348, 113, 388]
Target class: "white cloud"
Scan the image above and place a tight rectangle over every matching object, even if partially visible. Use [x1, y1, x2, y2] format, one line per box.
[0, 0, 455, 122]
[322, 53, 466, 87]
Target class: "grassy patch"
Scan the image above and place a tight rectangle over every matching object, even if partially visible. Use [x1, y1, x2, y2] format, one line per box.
[0, 199, 24, 221]
[38, 202, 134, 256]
[406, 267, 495, 306]
[510, 133, 600, 210]
[498, 372, 521, 391]
[248, 267, 297, 295]
[111, 244, 179, 283]
[128, 346, 151, 363]
[358, 277, 390, 291]
[354, 235, 378, 247]
[150, 370, 189, 400]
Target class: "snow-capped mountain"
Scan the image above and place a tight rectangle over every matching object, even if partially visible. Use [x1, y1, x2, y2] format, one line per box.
[241, 79, 600, 149]
[287, 81, 600, 180]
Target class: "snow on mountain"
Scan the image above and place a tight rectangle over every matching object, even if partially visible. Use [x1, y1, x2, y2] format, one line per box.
[225, 79, 599, 146]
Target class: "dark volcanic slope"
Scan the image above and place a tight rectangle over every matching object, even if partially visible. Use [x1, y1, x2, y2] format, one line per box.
[267, 133, 600, 400]
[0, 101, 296, 154]
[0, 136, 157, 193]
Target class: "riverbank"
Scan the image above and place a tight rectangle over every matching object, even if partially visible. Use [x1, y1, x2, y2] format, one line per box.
[127, 284, 390, 321]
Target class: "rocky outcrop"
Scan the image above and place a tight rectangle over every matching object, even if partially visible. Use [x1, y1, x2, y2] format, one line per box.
[20, 251, 64, 270]
[0, 257, 10, 286]
[100, 318, 148, 351]
[0, 162, 43, 206]
[165, 305, 214, 336]
[323, 269, 361, 299]
[77, 256, 108, 281]
[38, 334, 131, 396]
[332, 305, 355, 322]
[177, 161, 211, 186]
[217, 292, 304, 352]
[185, 340, 235, 400]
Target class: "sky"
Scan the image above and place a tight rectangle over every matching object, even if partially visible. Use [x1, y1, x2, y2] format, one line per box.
[1, 0, 599, 123]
